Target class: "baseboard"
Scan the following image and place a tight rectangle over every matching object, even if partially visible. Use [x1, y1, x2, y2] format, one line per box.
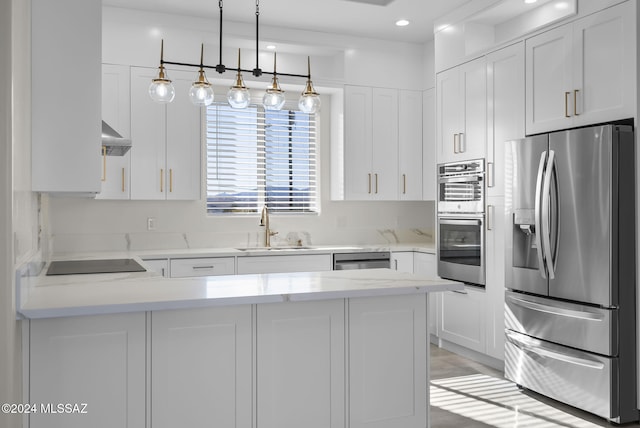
[436, 337, 505, 372]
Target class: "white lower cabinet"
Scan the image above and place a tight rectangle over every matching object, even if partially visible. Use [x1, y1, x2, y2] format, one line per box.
[151, 306, 252, 428]
[257, 300, 345, 428]
[237, 254, 331, 274]
[438, 286, 486, 353]
[349, 294, 427, 428]
[142, 258, 169, 277]
[170, 257, 235, 278]
[391, 251, 414, 272]
[29, 313, 146, 428]
[485, 197, 505, 360]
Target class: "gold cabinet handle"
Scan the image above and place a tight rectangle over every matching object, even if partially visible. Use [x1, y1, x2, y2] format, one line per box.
[160, 168, 164, 193]
[121, 168, 125, 193]
[101, 146, 106, 181]
[374, 173, 379, 194]
[574, 89, 579, 116]
[402, 174, 407, 194]
[564, 91, 571, 118]
[368, 173, 372, 194]
[459, 133, 465, 153]
[453, 134, 459, 153]
[169, 169, 173, 193]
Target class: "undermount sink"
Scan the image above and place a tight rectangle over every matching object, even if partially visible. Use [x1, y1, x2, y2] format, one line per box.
[236, 246, 313, 251]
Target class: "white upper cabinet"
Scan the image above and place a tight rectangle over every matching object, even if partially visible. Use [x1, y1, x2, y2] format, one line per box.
[130, 67, 201, 200]
[422, 88, 436, 201]
[398, 90, 423, 200]
[31, 0, 102, 194]
[344, 85, 424, 201]
[486, 43, 524, 198]
[525, 1, 635, 134]
[436, 57, 486, 165]
[98, 64, 131, 200]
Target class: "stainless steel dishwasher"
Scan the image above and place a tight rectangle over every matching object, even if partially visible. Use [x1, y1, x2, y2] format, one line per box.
[332, 252, 390, 270]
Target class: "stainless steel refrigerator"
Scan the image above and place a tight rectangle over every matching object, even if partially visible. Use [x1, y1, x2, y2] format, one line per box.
[504, 124, 638, 423]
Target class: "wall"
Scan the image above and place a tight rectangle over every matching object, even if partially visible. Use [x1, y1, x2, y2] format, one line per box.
[48, 7, 436, 255]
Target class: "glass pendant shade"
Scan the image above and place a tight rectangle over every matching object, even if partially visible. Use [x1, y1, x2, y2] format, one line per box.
[227, 49, 251, 109]
[149, 40, 175, 103]
[262, 53, 286, 111]
[189, 71, 214, 106]
[298, 57, 320, 114]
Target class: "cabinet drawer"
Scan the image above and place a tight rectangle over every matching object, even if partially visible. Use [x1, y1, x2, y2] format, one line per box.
[170, 257, 235, 278]
[438, 287, 485, 352]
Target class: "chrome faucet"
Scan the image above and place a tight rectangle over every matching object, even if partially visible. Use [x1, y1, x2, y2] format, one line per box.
[260, 206, 278, 247]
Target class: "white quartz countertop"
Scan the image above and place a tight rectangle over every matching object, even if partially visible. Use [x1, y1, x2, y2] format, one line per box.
[19, 268, 461, 319]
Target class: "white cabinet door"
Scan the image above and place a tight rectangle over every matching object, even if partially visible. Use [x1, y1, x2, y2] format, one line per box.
[436, 57, 486, 164]
[486, 43, 524, 198]
[152, 306, 252, 428]
[422, 88, 436, 201]
[398, 90, 423, 200]
[131, 66, 166, 199]
[130, 67, 201, 200]
[166, 71, 202, 200]
[572, 2, 635, 127]
[344, 85, 373, 200]
[237, 254, 332, 274]
[349, 294, 427, 428]
[525, 25, 573, 135]
[438, 286, 486, 353]
[99, 64, 131, 200]
[31, 0, 101, 193]
[371, 88, 399, 200]
[143, 258, 169, 277]
[257, 300, 345, 428]
[485, 197, 505, 360]
[391, 251, 414, 273]
[170, 257, 235, 277]
[526, 2, 635, 134]
[30, 313, 146, 428]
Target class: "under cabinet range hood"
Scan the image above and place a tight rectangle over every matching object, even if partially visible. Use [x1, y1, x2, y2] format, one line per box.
[101, 121, 131, 156]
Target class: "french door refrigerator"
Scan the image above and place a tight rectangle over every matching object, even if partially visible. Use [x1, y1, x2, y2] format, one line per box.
[504, 124, 638, 423]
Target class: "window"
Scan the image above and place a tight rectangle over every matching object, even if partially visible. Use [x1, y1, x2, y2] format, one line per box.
[206, 101, 318, 215]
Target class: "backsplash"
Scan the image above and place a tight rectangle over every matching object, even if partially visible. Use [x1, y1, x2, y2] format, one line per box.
[45, 197, 435, 255]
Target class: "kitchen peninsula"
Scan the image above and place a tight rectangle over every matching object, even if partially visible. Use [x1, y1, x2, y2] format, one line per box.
[19, 265, 461, 428]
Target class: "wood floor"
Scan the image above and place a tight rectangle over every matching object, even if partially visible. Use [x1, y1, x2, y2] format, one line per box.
[429, 345, 640, 428]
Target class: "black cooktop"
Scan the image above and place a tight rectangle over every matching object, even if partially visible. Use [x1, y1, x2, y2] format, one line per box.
[46, 259, 146, 276]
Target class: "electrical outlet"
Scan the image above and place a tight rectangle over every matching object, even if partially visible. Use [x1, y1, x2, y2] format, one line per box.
[147, 217, 156, 231]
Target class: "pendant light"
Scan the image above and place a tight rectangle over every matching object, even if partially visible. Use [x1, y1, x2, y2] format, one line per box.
[188, 44, 215, 106]
[227, 49, 251, 109]
[262, 53, 286, 111]
[298, 57, 321, 114]
[148, 40, 175, 103]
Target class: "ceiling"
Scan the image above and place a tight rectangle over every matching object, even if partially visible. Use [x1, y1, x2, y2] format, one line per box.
[102, 0, 472, 43]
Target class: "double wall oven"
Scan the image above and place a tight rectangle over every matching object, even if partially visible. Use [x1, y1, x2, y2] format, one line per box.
[437, 159, 485, 286]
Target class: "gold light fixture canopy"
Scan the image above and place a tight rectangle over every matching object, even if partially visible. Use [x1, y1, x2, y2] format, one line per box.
[298, 57, 321, 114]
[148, 40, 176, 103]
[188, 44, 215, 106]
[262, 53, 286, 111]
[227, 49, 251, 109]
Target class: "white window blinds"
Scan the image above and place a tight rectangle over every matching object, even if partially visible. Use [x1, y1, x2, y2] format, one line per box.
[206, 102, 318, 215]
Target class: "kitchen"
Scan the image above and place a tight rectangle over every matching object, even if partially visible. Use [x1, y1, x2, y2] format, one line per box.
[1, 0, 639, 427]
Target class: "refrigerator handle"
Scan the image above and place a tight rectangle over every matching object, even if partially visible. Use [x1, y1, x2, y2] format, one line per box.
[542, 150, 556, 279]
[534, 151, 548, 279]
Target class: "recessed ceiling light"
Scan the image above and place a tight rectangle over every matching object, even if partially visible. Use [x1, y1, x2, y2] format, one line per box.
[524, 0, 537, 3]
[266, 45, 276, 50]
[395, 19, 410, 27]
[555, 1, 569, 9]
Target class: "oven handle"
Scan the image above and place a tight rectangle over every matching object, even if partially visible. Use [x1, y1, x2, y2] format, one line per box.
[438, 218, 482, 226]
[438, 175, 482, 184]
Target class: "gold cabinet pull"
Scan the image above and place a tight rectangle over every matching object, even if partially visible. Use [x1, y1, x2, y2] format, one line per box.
[101, 146, 106, 181]
[574, 89, 579, 116]
[121, 168, 125, 193]
[459, 133, 465, 153]
[169, 169, 173, 193]
[453, 134, 458, 153]
[402, 174, 407, 194]
[160, 168, 164, 193]
[374, 173, 379, 194]
[564, 91, 571, 118]
[368, 173, 372, 194]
